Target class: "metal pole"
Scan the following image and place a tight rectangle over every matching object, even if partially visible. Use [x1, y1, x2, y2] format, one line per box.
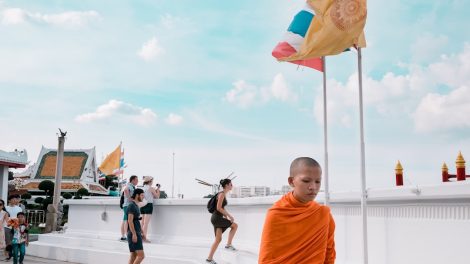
[172, 152, 175, 198]
[357, 48, 369, 264]
[52, 129, 66, 231]
[322, 56, 330, 206]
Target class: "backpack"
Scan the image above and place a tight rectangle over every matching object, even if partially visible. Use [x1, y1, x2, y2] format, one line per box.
[207, 193, 220, 213]
[119, 192, 125, 209]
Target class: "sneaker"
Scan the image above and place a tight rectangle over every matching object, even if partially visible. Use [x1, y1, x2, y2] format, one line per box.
[225, 244, 237, 251]
[119, 237, 127, 242]
[205, 259, 217, 264]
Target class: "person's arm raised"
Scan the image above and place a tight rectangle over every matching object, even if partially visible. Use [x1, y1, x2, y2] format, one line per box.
[151, 187, 160, 199]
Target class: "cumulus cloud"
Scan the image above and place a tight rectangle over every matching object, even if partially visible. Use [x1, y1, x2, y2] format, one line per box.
[313, 44, 470, 133]
[224, 80, 258, 108]
[75, 100, 157, 126]
[224, 73, 297, 108]
[413, 86, 470, 132]
[165, 113, 183, 126]
[1, 8, 100, 28]
[137, 37, 164, 61]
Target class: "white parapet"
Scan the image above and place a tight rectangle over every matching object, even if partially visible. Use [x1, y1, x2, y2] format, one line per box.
[29, 181, 470, 264]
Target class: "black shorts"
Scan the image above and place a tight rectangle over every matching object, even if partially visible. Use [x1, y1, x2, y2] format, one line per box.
[127, 233, 143, 252]
[140, 203, 153, 214]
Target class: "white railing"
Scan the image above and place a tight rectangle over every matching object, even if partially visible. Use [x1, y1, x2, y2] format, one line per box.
[26, 209, 45, 226]
[63, 181, 470, 264]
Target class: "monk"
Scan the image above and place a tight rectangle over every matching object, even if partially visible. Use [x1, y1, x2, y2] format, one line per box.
[259, 157, 336, 264]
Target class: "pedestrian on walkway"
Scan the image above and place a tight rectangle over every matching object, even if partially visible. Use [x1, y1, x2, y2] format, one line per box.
[120, 175, 138, 241]
[127, 188, 146, 264]
[206, 178, 238, 264]
[140, 176, 160, 243]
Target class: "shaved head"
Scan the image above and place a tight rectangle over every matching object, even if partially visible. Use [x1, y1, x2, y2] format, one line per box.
[290, 157, 321, 177]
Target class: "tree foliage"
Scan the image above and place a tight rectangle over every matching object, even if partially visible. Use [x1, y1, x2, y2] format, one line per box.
[159, 190, 168, 199]
[77, 188, 89, 197]
[62, 193, 73, 199]
[21, 193, 32, 200]
[38, 180, 55, 197]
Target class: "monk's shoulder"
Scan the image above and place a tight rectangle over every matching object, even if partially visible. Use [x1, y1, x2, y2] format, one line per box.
[312, 203, 333, 219]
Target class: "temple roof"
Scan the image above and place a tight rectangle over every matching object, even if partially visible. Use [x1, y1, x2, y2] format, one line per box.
[0, 149, 28, 168]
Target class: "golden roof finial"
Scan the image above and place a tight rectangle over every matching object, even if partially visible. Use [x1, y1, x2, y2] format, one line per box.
[442, 162, 448, 172]
[456, 151, 466, 168]
[395, 160, 403, 173]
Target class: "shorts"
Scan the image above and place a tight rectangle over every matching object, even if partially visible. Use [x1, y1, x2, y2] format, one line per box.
[127, 233, 143, 252]
[123, 206, 128, 221]
[140, 203, 153, 214]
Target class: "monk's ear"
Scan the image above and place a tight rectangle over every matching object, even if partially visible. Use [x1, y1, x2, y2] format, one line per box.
[288, 176, 294, 187]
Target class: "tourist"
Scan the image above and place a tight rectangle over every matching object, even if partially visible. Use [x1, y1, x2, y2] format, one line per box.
[0, 200, 8, 258]
[120, 175, 138, 241]
[258, 157, 336, 264]
[127, 188, 146, 264]
[140, 176, 160, 243]
[206, 178, 238, 264]
[5, 195, 22, 260]
[9, 212, 28, 264]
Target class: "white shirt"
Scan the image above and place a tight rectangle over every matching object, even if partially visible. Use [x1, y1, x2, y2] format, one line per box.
[5, 205, 23, 228]
[6, 205, 22, 218]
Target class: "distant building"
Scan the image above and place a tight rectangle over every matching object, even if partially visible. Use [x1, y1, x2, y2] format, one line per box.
[270, 185, 292, 195]
[231, 186, 270, 198]
[21, 146, 108, 195]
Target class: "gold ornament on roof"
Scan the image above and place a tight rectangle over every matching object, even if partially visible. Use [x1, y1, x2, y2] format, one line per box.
[395, 161, 403, 173]
[456, 151, 466, 169]
[442, 163, 448, 172]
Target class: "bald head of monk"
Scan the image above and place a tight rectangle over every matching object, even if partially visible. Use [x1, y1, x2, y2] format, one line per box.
[288, 157, 322, 203]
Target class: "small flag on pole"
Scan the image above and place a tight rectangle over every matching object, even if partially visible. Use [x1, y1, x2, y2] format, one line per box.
[98, 144, 122, 176]
[272, 4, 323, 72]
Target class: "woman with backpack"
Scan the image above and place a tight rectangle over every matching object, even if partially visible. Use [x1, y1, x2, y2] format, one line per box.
[206, 178, 238, 264]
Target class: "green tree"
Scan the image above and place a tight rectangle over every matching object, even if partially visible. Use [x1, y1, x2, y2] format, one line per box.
[62, 193, 73, 199]
[159, 190, 168, 199]
[8, 171, 13, 181]
[38, 180, 55, 197]
[77, 188, 90, 197]
[34, 197, 44, 204]
[21, 193, 32, 200]
[42, 197, 53, 211]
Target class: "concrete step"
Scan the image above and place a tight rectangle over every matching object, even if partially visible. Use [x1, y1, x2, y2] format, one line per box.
[28, 233, 257, 264]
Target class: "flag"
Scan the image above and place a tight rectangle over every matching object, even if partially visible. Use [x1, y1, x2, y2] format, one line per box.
[272, 4, 323, 72]
[98, 144, 121, 176]
[281, 0, 367, 61]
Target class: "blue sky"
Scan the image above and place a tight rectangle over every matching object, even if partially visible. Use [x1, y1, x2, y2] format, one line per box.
[1, 0, 469, 197]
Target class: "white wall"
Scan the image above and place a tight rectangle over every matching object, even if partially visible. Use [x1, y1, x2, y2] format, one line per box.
[65, 181, 470, 264]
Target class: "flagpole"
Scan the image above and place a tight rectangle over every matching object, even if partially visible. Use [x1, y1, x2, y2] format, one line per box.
[322, 56, 330, 206]
[357, 47, 369, 264]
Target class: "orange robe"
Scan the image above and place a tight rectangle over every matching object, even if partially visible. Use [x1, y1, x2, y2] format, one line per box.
[259, 192, 336, 264]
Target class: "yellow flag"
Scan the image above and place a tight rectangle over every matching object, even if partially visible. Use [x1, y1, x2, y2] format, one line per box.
[283, 0, 367, 61]
[98, 144, 121, 176]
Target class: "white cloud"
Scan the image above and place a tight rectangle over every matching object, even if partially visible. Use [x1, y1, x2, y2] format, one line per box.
[1, 8, 100, 28]
[224, 80, 258, 108]
[224, 73, 297, 108]
[137, 37, 164, 61]
[263, 73, 298, 102]
[165, 113, 183, 126]
[314, 44, 470, 132]
[413, 86, 470, 133]
[75, 100, 157, 126]
[1, 8, 26, 25]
